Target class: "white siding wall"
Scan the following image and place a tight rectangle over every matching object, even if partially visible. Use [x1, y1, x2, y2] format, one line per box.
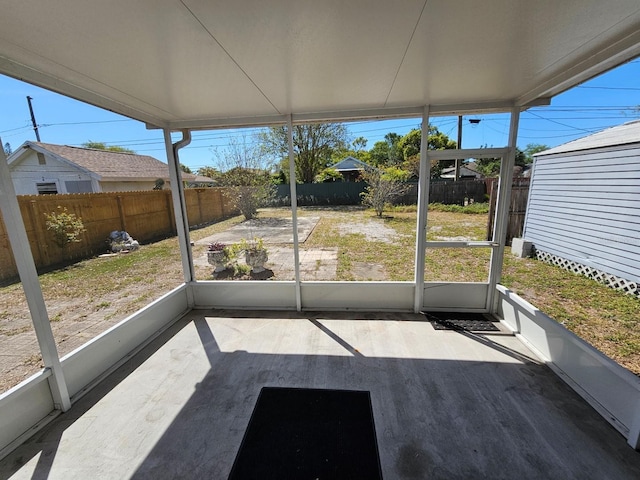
[523, 144, 640, 283]
[10, 151, 96, 195]
[10, 151, 168, 194]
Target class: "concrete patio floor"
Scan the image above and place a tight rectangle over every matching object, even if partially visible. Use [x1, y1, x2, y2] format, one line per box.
[1, 310, 639, 479]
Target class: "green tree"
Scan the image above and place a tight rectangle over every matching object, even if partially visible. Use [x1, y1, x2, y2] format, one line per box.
[315, 167, 343, 183]
[474, 146, 528, 177]
[398, 129, 422, 159]
[197, 166, 220, 180]
[523, 143, 549, 163]
[180, 164, 193, 174]
[397, 126, 457, 161]
[352, 136, 368, 152]
[260, 123, 348, 183]
[369, 133, 403, 167]
[389, 126, 456, 178]
[82, 141, 135, 153]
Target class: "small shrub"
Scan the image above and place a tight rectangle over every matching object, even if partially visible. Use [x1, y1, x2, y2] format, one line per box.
[44, 207, 86, 248]
[360, 168, 410, 216]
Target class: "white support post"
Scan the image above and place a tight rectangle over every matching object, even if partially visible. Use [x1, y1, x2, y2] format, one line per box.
[287, 116, 302, 311]
[413, 105, 430, 313]
[486, 108, 520, 312]
[163, 129, 195, 306]
[0, 138, 70, 411]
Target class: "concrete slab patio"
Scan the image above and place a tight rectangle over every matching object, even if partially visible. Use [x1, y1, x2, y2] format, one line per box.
[196, 216, 320, 245]
[2, 310, 639, 479]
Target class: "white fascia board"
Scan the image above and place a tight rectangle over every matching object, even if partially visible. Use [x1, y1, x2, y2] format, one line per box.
[517, 28, 640, 107]
[5, 143, 31, 166]
[160, 101, 547, 132]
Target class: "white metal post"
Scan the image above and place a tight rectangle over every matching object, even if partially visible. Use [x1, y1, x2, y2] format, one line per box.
[287, 116, 302, 311]
[413, 105, 431, 313]
[486, 108, 520, 312]
[163, 129, 195, 306]
[0, 138, 71, 411]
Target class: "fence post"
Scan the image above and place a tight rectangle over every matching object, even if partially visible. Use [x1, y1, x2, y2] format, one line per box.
[196, 189, 203, 225]
[165, 191, 176, 234]
[116, 195, 127, 231]
[28, 199, 47, 265]
[486, 179, 498, 240]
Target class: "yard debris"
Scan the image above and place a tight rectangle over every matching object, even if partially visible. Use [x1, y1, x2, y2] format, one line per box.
[109, 230, 140, 253]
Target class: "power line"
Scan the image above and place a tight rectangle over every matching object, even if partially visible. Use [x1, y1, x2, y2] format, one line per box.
[576, 85, 640, 91]
[41, 119, 133, 127]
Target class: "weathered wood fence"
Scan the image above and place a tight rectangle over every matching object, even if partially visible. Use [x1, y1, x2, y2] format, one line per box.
[0, 188, 235, 283]
[486, 177, 531, 245]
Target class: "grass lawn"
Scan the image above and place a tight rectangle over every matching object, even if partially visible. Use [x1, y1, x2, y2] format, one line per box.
[0, 205, 637, 393]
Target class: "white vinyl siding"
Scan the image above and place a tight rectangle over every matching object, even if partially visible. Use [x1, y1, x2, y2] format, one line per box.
[523, 144, 640, 283]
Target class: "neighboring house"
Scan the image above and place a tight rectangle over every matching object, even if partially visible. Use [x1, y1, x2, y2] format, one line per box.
[331, 156, 372, 182]
[185, 175, 217, 188]
[522, 120, 640, 295]
[7, 141, 199, 194]
[440, 164, 483, 180]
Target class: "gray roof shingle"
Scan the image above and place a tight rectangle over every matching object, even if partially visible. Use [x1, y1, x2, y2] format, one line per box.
[29, 142, 196, 181]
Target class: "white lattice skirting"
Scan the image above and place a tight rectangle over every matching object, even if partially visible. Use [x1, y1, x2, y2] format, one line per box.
[535, 250, 639, 298]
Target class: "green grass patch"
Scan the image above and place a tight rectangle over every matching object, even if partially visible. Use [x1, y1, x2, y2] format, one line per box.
[428, 202, 490, 214]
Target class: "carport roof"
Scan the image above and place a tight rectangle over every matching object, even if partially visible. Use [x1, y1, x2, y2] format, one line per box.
[1, 1, 640, 129]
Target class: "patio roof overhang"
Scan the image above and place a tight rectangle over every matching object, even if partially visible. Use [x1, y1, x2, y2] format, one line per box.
[1, 0, 640, 463]
[1, 1, 640, 129]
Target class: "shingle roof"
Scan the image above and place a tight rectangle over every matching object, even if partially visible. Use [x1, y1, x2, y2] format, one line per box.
[536, 120, 640, 156]
[27, 142, 196, 181]
[332, 156, 371, 171]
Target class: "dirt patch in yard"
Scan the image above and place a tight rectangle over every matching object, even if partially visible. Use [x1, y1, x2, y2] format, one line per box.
[337, 221, 405, 243]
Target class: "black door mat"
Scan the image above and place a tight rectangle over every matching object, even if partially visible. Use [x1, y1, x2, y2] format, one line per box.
[228, 387, 383, 480]
[425, 311, 500, 332]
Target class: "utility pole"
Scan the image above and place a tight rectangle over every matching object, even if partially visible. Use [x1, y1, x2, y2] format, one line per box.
[26, 96, 41, 142]
[455, 115, 462, 181]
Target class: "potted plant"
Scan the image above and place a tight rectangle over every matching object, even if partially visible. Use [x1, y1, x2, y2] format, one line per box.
[207, 242, 230, 272]
[238, 237, 268, 273]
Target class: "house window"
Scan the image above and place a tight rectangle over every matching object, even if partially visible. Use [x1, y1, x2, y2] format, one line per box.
[37, 152, 46, 165]
[65, 180, 93, 193]
[36, 182, 58, 195]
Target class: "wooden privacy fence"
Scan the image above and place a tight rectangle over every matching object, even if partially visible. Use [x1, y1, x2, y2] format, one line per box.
[486, 177, 531, 245]
[0, 188, 235, 283]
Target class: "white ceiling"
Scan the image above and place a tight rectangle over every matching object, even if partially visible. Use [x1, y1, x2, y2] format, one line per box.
[1, 0, 640, 129]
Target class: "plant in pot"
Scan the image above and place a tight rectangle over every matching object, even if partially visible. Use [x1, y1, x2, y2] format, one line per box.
[207, 242, 231, 272]
[238, 237, 268, 273]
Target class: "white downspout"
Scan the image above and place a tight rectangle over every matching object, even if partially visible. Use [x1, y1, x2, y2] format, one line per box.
[163, 129, 195, 306]
[0, 137, 71, 411]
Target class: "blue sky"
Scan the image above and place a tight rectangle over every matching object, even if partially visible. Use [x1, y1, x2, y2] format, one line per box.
[1, 58, 640, 172]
